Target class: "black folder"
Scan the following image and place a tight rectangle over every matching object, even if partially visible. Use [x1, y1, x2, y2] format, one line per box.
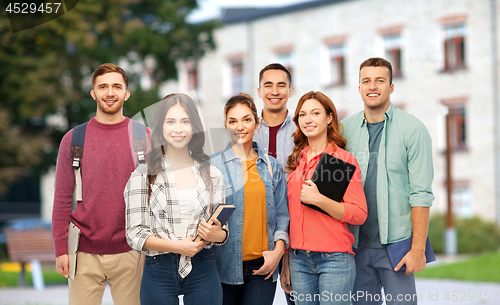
[301, 152, 356, 216]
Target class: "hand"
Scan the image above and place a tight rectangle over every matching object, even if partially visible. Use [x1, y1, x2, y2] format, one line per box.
[253, 246, 285, 280]
[176, 238, 208, 257]
[56, 254, 69, 278]
[300, 180, 323, 206]
[280, 253, 292, 293]
[394, 248, 426, 275]
[197, 218, 226, 243]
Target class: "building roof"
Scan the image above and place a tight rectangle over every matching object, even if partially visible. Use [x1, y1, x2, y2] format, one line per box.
[221, 0, 351, 24]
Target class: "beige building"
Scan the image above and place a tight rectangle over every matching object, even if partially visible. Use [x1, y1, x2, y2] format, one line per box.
[164, 0, 500, 222]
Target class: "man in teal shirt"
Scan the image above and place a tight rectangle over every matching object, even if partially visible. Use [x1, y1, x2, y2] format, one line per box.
[342, 57, 434, 305]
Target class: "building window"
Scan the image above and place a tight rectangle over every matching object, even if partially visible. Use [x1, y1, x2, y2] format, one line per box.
[328, 43, 345, 85]
[231, 61, 244, 95]
[278, 53, 293, 75]
[444, 24, 466, 71]
[448, 105, 467, 151]
[187, 66, 198, 92]
[277, 51, 293, 77]
[384, 33, 402, 77]
[452, 182, 472, 218]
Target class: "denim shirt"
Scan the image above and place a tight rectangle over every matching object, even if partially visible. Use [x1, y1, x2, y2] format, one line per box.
[342, 103, 434, 246]
[253, 111, 296, 171]
[211, 142, 290, 284]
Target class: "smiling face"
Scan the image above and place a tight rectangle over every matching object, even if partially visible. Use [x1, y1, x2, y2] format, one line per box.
[225, 103, 258, 146]
[257, 69, 293, 113]
[91, 72, 130, 116]
[163, 103, 193, 151]
[298, 98, 332, 141]
[358, 66, 394, 112]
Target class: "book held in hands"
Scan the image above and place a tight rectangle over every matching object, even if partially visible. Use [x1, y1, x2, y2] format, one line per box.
[194, 204, 235, 242]
[386, 236, 436, 272]
[301, 152, 356, 216]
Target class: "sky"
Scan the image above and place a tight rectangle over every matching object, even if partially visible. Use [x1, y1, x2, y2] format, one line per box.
[187, 0, 314, 23]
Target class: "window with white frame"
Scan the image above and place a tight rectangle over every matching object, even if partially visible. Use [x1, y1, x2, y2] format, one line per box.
[384, 33, 402, 77]
[448, 104, 467, 151]
[230, 61, 244, 95]
[452, 182, 472, 218]
[277, 51, 293, 77]
[187, 66, 198, 92]
[444, 23, 466, 71]
[328, 43, 345, 85]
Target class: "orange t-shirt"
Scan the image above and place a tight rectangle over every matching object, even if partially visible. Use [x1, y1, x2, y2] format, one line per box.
[242, 158, 269, 261]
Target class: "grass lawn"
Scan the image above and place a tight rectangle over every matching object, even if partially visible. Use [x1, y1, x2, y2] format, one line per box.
[0, 268, 67, 288]
[416, 251, 500, 282]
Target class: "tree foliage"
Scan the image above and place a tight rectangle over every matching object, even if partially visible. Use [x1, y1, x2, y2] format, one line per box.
[0, 0, 217, 195]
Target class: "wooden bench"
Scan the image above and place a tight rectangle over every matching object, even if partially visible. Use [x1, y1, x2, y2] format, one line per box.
[4, 227, 55, 290]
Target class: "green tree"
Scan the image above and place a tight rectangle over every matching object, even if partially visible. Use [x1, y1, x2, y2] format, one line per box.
[0, 0, 217, 195]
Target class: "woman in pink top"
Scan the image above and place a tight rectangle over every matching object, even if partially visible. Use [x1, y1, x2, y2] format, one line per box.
[281, 91, 367, 305]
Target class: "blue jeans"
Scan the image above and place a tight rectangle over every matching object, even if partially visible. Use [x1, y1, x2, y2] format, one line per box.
[140, 249, 222, 305]
[289, 249, 355, 305]
[353, 247, 417, 305]
[222, 257, 277, 305]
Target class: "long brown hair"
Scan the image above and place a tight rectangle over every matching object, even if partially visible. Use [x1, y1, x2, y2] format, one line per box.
[223, 93, 259, 128]
[147, 93, 211, 197]
[286, 91, 346, 172]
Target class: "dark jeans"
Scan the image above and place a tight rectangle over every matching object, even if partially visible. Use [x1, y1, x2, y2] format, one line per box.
[140, 249, 222, 305]
[353, 247, 417, 305]
[222, 257, 277, 305]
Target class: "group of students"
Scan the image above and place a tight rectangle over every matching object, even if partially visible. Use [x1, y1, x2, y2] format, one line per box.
[52, 58, 434, 305]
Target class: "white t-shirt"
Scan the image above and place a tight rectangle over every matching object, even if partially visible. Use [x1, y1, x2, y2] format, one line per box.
[176, 188, 197, 237]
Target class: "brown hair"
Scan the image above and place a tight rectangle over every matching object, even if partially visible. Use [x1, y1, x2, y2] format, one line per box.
[147, 93, 211, 197]
[286, 91, 346, 172]
[359, 57, 393, 84]
[91, 63, 129, 88]
[259, 63, 292, 86]
[223, 93, 259, 127]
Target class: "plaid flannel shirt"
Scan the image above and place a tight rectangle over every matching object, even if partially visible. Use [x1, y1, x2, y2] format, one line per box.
[124, 156, 225, 278]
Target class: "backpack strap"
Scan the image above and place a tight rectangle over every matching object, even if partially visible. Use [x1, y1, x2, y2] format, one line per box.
[71, 122, 88, 202]
[132, 120, 147, 164]
[70, 120, 147, 202]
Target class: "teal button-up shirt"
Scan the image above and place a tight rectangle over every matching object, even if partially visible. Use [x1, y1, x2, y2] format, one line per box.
[342, 103, 434, 246]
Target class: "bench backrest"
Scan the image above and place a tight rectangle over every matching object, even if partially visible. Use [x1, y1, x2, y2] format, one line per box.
[4, 228, 55, 262]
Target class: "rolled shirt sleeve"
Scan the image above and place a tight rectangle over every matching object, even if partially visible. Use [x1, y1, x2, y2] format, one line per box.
[340, 155, 368, 225]
[124, 165, 154, 254]
[407, 119, 435, 208]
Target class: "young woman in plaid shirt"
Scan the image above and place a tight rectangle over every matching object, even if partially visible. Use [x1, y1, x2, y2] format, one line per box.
[124, 93, 228, 305]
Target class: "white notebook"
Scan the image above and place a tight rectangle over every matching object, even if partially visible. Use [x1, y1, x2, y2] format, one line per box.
[67, 221, 80, 280]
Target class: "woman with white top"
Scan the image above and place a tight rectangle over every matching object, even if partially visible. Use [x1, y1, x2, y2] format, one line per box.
[124, 93, 228, 305]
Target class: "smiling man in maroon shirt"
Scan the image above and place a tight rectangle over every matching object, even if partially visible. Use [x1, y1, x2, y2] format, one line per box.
[52, 63, 145, 305]
[253, 63, 295, 305]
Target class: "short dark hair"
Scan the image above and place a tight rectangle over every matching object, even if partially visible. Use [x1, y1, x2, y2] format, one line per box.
[91, 63, 129, 88]
[359, 57, 393, 84]
[259, 63, 292, 86]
